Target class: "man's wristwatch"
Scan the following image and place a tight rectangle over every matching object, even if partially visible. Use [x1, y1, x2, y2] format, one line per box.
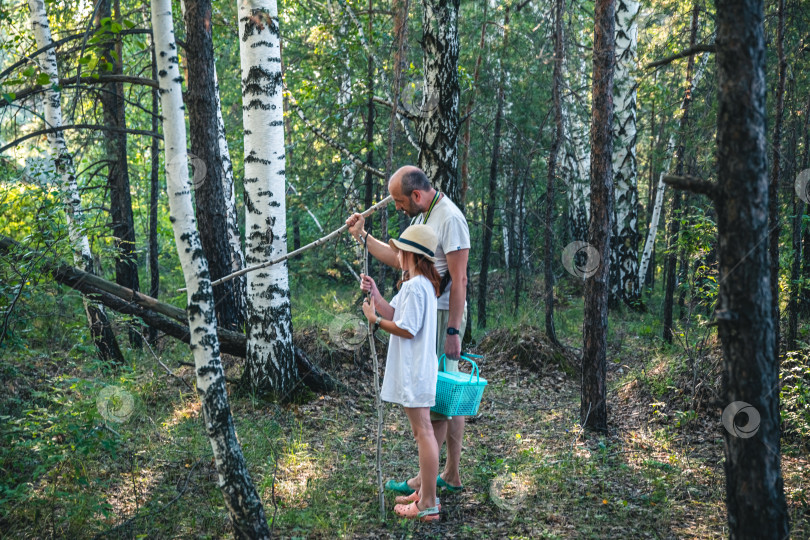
[446, 327, 459, 335]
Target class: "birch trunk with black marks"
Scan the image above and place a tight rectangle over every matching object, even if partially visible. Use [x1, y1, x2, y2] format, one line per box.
[150, 1, 270, 536]
[238, 0, 297, 397]
[609, 0, 640, 306]
[215, 61, 247, 323]
[96, 0, 141, 346]
[581, 0, 615, 432]
[28, 0, 124, 363]
[714, 0, 789, 535]
[417, 0, 461, 206]
[183, 0, 245, 332]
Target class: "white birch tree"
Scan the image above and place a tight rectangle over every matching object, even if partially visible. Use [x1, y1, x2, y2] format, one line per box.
[637, 46, 712, 285]
[150, 1, 270, 535]
[237, 0, 298, 396]
[610, 0, 641, 304]
[27, 0, 123, 363]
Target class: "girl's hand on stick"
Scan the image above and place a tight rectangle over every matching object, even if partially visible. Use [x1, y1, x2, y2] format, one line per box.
[362, 296, 377, 322]
[360, 273, 380, 300]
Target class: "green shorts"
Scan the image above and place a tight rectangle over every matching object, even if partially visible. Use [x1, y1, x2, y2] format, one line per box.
[430, 307, 468, 422]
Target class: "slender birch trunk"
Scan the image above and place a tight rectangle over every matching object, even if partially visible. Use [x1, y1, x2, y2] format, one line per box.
[150, 2, 270, 536]
[238, 0, 297, 397]
[636, 42, 712, 286]
[610, 0, 640, 306]
[215, 66, 248, 319]
[418, 0, 461, 206]
[28, 0, 123, 363]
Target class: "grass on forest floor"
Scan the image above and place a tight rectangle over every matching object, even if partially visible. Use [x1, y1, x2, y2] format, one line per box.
[1, 275, 808, 538]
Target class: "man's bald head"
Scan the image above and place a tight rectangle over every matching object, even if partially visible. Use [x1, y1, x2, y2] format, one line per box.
[388, 166, 435, 217]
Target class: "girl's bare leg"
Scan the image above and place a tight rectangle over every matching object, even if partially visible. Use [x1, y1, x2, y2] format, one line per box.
[404, 407, 438, 509]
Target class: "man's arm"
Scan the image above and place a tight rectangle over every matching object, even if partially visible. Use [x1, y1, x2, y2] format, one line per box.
[346, 213, 401, 269]
[444, 248, 469, 359]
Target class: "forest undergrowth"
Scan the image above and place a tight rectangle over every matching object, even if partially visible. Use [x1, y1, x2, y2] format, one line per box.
[1, 275, 808, 539]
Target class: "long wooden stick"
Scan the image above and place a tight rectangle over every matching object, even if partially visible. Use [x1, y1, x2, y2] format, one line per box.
[364, 236, 386, 521]
[181, 195, 393, 291]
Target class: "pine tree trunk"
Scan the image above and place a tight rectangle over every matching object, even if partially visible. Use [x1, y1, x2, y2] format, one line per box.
[184, 0, 245, 331]
[150, 2, 271, 536]
[581, 0, 615, 433]
[417, 0, 461, 206]
[96, 0, 141, 346]
[238, 0, 297, 397]
[610, 0, 640, 306]
[714, 0, 790, 535]
[768, 0, 786, 361]
[28, 0, 124, 364]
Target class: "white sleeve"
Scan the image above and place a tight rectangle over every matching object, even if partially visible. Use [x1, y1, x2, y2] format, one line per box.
[438, 213, 471, 254]
[392, 282, 426, 336]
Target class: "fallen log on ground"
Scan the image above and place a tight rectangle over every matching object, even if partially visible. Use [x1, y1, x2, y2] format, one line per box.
[0, 234, 335, 392]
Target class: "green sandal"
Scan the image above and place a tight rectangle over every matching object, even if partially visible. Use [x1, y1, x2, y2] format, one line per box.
[385, 479, 416, 495]
[437, 475, 463, 493]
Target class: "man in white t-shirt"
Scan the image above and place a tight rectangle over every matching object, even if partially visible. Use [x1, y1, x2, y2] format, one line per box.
[346, 165, 470, 494]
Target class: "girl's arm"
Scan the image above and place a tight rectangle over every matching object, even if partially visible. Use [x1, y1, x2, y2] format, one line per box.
[360, 274, 394, 319]
[362, 297, 413, 339]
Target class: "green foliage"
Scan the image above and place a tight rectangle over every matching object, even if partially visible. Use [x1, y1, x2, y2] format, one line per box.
[781, 351, 810, 442]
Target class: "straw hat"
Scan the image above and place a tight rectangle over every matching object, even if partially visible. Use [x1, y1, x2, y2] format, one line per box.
[389, 224, 437, 262]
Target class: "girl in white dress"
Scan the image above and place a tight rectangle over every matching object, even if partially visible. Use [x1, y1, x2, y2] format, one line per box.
[360, 224, 441, 522]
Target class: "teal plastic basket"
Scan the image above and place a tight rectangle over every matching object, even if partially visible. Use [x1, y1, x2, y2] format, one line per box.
[431, 354, 488, 417]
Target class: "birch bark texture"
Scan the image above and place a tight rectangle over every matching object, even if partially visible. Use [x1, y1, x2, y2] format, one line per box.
[417, 0, 461, 206]
[610, 0, 640, 305]
[28, 0, 123, 364]
[713, 0, 789, 535]
[237, 0, 298, 397]
[150, 1, 271, 536]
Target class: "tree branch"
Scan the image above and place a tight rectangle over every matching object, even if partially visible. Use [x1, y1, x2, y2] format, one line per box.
[662, 174, 719, 200]
[0, 124, 162, 154]
[371, 96, 418, 121]
[645, 44, 716, 69]
[2, 75, 158, 108]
